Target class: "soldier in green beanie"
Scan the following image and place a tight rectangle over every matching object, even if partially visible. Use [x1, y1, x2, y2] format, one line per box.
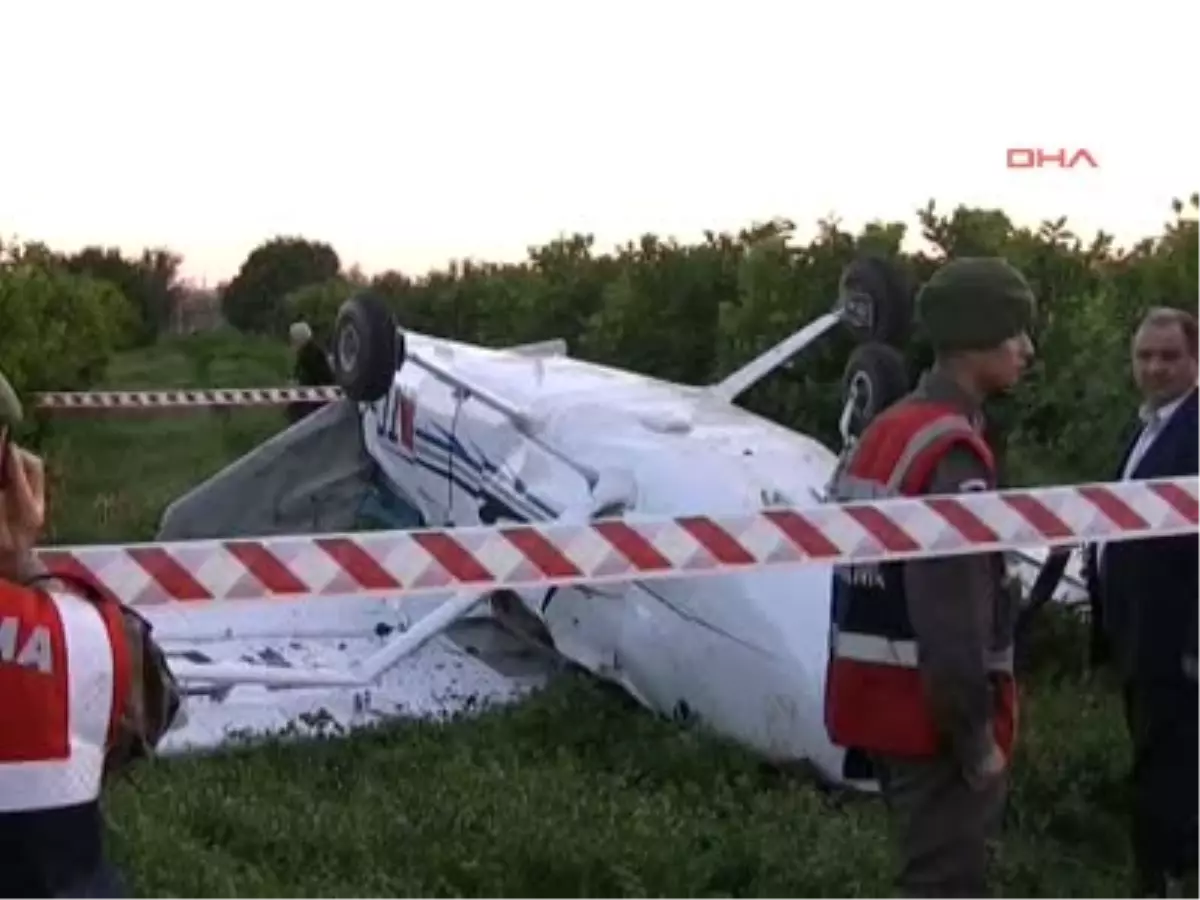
[916, 256, 1038, 372]
[824, 257, 1036, 897]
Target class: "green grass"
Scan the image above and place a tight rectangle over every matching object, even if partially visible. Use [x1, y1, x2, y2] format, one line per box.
[38, 331, 291, 544]
[41, 333, 1135, 897]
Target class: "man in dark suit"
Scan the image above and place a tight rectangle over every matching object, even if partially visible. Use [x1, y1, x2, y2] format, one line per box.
[1085, 306, 1198, 897]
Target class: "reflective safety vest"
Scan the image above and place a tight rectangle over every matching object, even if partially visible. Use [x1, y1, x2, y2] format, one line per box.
[823, 398, 1018, 760]
[0, 578, 131, 813]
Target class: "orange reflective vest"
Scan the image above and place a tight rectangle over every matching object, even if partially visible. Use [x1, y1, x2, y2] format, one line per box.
[0, 577, 131, 813]
[823, 398, 1018, 760]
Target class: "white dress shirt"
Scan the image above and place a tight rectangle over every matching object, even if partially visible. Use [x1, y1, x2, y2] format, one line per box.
[1097, 390, 1191, 566]
[1122, 391, 1190, 479]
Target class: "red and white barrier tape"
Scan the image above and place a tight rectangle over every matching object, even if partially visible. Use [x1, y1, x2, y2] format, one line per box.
[32, 476, 1198, 608]
[35, 386, 343, 412]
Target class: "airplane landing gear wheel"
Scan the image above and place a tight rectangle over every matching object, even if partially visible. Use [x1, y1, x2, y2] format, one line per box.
[839, 342, 910, 440]
[333, 293, 405, 403]
[837, 256, 913, 348]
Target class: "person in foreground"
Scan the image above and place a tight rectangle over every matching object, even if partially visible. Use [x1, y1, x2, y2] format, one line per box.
[0, 370, 184, 898]
[824, 257, 1036, 897]
[1084, 307, 1198, 898]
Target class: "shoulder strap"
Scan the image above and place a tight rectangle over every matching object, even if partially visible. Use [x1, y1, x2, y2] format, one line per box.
[23, 569, 113, 607]
[23, 568, 141, 754]
[26, 569, 184, 775]
[890, 412, 993, 496]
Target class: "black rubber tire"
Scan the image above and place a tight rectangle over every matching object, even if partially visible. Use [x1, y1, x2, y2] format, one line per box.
[841, 342, 910, 437]
[838, 256, 913, 348]
[332, 293, 404, 403]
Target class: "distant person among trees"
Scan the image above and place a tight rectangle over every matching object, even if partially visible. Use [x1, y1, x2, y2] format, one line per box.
[286, 320, 335, 424]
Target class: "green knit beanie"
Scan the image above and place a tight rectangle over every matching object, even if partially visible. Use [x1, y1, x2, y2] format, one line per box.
[915, 257, 1037, 352]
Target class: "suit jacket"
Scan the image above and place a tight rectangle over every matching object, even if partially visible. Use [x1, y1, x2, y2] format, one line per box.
[1085, 386, 1198, 682]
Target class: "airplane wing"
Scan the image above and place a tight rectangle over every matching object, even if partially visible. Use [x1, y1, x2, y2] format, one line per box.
[708, 313, 844, 403]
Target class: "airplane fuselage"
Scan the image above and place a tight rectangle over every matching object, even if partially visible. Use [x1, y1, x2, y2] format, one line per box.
[359, 332, 870, 789]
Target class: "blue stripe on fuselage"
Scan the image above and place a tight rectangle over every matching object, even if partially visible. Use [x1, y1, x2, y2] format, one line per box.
[370, 413, 557, 522]
[422, 421, 559, 520]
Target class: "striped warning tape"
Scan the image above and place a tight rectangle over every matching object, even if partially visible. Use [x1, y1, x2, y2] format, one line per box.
[34, 386, 343, 412]
[32, 475, 1198, 607]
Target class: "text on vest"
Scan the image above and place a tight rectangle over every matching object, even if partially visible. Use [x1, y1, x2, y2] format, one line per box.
[0, 616, 53, 674]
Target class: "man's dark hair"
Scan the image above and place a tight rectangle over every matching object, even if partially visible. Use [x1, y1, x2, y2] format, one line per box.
[1139, 307, 1198, 359]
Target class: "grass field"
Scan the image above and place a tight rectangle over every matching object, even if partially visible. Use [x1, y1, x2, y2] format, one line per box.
[39, 332, 1135, 897]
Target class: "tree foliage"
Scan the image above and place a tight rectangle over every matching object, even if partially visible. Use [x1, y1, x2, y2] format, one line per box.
[60, 245, 186, 343]
[282, 274, 365, 346]
[0, 241, 138, 396]
[4, 194, 1196, 486]
[0, 237, 187, 347]
[220, 237, 341, 334]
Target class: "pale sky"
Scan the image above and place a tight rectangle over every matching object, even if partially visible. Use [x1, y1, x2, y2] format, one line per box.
[1, 0, 1194, 285]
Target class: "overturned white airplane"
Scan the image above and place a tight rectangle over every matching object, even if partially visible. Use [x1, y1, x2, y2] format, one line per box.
[146, 257, 1086, 791]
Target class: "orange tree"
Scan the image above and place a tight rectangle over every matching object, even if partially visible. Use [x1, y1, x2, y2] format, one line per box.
[0, 240, 138, 397]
